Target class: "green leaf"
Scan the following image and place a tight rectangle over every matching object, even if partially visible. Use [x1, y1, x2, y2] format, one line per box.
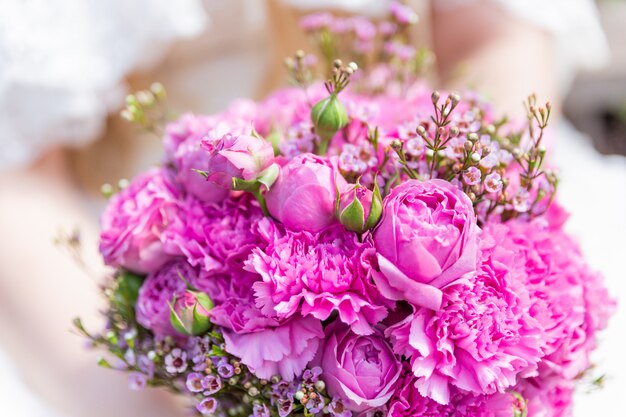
[257, 163, 280, 191]
[192, 168, 209, 180]
[365, 180, 383, 230]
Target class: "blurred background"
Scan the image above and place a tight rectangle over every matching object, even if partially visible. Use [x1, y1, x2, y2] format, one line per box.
[0, 1, 624, 417]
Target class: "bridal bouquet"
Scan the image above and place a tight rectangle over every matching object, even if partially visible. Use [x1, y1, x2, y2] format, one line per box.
[76, 4, 614, 417]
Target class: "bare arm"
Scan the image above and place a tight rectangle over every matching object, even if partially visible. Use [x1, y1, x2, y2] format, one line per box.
[431, 1, 560, 118]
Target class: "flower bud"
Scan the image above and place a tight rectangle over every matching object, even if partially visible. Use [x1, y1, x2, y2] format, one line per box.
[311, 94, 348, 152]
[169, 290, 214, 336]
[337, 183, 382, 234]
[113, 271, 143, 321]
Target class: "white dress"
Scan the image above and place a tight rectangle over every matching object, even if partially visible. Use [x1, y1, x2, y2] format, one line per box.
[0, 1, 207, 416]
[0, 0, 207, 170]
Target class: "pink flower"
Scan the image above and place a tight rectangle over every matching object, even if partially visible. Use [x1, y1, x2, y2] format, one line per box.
[313, 322, 401, 412]
[223, 315, 323, 382]
[516, 376, 575, 417]
[266, 153, 347, 232]
[163, 196, 264, 273]
[99, 168, 180, 274]
[386, 225, 544, 404]
[201, 133, 275, 188]
[387, 365, 513, 417]
[372, 179, 479, 310]
[248, 225, 388, 335]
[135, 261, 199, 337]
[502, 213, 615, 379]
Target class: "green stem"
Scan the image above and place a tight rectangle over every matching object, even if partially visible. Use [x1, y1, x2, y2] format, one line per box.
[252, 189, 270, 217]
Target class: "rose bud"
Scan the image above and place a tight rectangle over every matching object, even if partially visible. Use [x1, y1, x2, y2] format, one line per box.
[266, 153, 347, 232]
[337, 184, 382, 234]
[169, 290, 214, 336]
[311, 94, 348, 154]
[201, 133, 275, 189]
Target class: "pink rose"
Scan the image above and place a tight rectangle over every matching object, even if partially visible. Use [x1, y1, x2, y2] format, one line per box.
[99, 168, 180, 274]
[201, 133, 275, 188]
[266, 153, 347, 232]
[372, 179, 478, 310]
[314, 322, 401, 412]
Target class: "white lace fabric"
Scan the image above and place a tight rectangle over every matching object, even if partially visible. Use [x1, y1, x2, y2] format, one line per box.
[0, 0, 207, 170]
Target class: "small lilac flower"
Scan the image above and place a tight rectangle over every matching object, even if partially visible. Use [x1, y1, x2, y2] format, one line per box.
[513, 189, 531, 212]
[202, 375, 223, 395]
[306, 394, 324, 413]
[379, 21, 397, 36]
[186, 372, 205, 393]
[463, 166, 481, 185]
[479, 152, 499, 169]
[390, 1, 419, 25]
[405, 137, 425, 158]
[164, 348, 188, 374]
[445, 137, 466, 159]
[328, 397, 351, 417]
[216, 359, 234, 379]
[302, 366, 322, 385]
[252, 403, 270, 417]
[277, 398, 294, 417]
[128, 372, 147, 391]
[124, 349, 136, 366]
[137, 354, 155, 377]
[196, 397, 218, 415]
[484, 172, 503, 193]
[300, 12, 333, 31]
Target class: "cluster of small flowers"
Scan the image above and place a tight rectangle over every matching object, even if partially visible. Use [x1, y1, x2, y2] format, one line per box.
[81, 4, 615, 417]
[299, 2, 429, 94]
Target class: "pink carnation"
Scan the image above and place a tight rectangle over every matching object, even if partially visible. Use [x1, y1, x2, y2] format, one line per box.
[135, 261, 199, 337]
[515, 376, 575, 417]
[223, 314, 323, 382]
[248, 225, 388, 335]
[502, 210, 615, 379]
[163, 195, 264, 273]
[387, 365, 513, 417]
[99, 168, 180, 274]
[387, 226, 544, 404]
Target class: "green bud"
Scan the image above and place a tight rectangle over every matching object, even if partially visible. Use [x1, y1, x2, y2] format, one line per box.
[169, 290, 214, 336]
[311, 94, 348, 154]
[337, 182, 383, 234]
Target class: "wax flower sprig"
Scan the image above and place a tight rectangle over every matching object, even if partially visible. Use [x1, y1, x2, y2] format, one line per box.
[121, 82, 168, 135]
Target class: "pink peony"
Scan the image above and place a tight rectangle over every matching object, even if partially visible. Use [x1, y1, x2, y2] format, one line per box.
[223, 314, 323, 382]
[372, 179, 478, 310]
[387, 365, 513, 417]
[135, 261, 199, 337]
[248, 224, 388, 335]
[99, 168, 180, 274]
[314, 322, 401, 412]
[266, 153, 347, 232]
[163, 195, 264, 273]
[200, 133, 275, 188]
[387, 225, 544, 404]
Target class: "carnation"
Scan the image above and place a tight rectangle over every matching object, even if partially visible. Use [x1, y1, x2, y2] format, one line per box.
[387, 365, 514, 417]
[248, 224, 388, 335]
[99, 168, 180, 274]
[163, 195, 264, 273]
[387, 224, 544, 404]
